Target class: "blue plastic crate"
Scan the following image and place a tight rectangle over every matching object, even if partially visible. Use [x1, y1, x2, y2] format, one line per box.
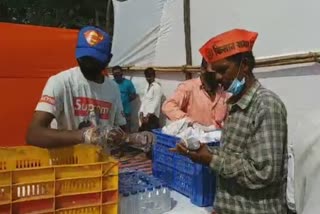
[152, 129, 218, 207]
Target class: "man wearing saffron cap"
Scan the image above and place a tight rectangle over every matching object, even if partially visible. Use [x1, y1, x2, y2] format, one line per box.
[171, 29, 288, 213]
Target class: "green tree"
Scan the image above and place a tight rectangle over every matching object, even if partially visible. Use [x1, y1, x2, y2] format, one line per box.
[0, 0, 113, 33]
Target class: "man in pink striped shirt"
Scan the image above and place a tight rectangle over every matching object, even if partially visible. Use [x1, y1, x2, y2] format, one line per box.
[162, 59, 228, 128]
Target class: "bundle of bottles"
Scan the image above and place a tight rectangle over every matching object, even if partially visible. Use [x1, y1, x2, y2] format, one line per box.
[119, 171, 172, 214]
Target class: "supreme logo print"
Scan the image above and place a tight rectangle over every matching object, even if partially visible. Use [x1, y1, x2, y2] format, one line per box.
[73, 97, 112, 120]
[39, 95, 55, 106]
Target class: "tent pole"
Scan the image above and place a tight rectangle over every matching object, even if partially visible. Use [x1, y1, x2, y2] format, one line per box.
[119, 51, 320, 72]
[183, 0, 193, 80]
[106, 0, 113, 33]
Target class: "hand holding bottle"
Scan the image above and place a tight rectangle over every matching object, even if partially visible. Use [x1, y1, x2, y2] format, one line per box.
[127, 131, 156, 152]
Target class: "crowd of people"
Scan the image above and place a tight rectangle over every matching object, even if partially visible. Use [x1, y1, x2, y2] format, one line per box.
[111, 59, 230, 133]
[25, 25, 315, 214]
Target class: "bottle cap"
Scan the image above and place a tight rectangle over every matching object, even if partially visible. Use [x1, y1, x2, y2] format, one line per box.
[139, 188, 146, 193]
[122, 192, 130, 197]
[131, 190, 138, 195]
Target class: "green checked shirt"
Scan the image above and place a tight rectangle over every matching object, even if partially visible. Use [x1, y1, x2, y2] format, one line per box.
[210, 81, 288, 214]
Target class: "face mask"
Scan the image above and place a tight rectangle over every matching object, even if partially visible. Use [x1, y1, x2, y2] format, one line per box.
[226, 60, 246, 96]
[115, 79, 123, 83]
[227, 77, 245, 96]
[114, 74, 123, 83]
[201, 72, 218, 94]
[78, 57, 104, 80]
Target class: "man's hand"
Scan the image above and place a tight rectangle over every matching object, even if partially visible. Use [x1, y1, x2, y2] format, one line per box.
[170, 142, 213, 165]
[82, 126, 127, 146]
[139, 131, 156, 145]
[82, 127, 103, 145]
[106, 127, 127, 145]
[128, 131, 156, 152]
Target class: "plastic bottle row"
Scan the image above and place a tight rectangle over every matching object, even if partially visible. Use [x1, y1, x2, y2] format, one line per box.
[120, 184, 171, 214]
[119, 171, 161, 192]
[119, 171, 172, 214]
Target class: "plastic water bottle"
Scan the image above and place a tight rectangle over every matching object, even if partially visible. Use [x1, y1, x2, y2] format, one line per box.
[161, 184, 171, 212]
[119, 171, 172, 214]
[131, 133, 149, 152]
[145, 187, 155, 213]
[130, 190, 138, 214]
[138, 187, 147, 213]
[182, 137, 201, 151]
[88, 110, 99, 127]
[120, 192, 130, 214]
[154, 185, 162, 214]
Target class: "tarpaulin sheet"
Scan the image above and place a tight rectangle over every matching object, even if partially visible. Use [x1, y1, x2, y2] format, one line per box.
[113, 0, 320, 66]
[111, 0, 185, 66]
[0, 23, 78, 146]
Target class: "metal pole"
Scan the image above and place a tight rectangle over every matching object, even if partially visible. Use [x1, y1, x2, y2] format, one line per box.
[183, 0, 193, 80]
[106, 0, 112, 33]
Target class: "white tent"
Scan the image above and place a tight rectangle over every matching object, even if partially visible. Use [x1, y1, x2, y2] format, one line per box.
[111, 0, 320, 66]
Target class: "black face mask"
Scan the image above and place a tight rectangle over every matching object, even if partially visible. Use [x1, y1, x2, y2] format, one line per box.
[201, 72, 219, 95]
[113, 73, 123, 83]
[77, 56, 105, 81]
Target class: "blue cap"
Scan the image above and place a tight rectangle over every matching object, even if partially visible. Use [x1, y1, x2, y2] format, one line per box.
[76, 26, 112, 64]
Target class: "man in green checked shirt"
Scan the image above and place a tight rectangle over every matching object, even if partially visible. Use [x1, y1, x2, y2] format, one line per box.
[171, 29, 288, 214]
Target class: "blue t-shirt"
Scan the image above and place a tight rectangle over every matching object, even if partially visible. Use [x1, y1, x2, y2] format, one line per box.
[114, 78, 136, 115]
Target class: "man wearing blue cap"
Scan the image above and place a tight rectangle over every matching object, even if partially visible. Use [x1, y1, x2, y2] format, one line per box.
[26, 26, 154, 150]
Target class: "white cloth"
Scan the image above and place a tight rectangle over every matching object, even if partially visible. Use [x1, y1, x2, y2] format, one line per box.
[161, 118, 191, 136]
[161, 118, 222, 143]
[139, 81, 163, 117]
[36, 67, 126, 130]
[293, 110, 320, 214]
[176, 127, 221, 144]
